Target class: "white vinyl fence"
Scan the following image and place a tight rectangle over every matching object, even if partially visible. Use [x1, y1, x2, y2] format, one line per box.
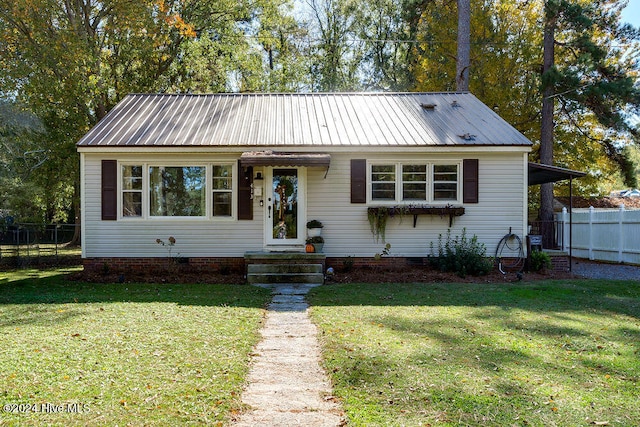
[558, 205, 640, 264]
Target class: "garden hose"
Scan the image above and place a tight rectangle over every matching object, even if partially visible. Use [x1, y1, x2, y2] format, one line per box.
[495, 231, 525, 275]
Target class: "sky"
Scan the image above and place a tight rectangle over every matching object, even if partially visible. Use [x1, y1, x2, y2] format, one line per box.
[621, 0, 640, 28]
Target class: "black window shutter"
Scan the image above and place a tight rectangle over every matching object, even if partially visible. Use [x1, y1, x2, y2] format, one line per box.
[237, 161, 253, 220]
[351, 159, 367, 203]
[463, 159, 479, 204]
[102, 160, 118, 220]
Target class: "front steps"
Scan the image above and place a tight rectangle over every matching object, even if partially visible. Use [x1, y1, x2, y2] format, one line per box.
[244, 252, 326, 285]
[246, 263, 324, 284]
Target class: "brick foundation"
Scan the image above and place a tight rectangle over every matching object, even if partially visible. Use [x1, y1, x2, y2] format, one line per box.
[84, 255, 418, 275]
[83, 257, 245, 275]
[84, 254, 570, 275]
[549, 254, 570, 272]
[524, 252, 570, 273]
[325, 256, 427, 270]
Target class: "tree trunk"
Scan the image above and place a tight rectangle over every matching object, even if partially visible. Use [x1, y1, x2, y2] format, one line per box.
[69, 166, 82, 246]
[456, 0, 471, 91]
[539, 2, 557, 246]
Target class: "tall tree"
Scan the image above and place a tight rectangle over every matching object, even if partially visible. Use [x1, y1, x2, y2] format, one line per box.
[456, 0, 471, 91]
[539, 0, 558, 225]
[413, 0, 639, 199]
[256, 2, 311, 92]
[0, 101, 50, 223]
[0, 0, 295, 224]
[539, 0, 640, 223]
[413, 0, 542, 132]
[353, 0, 416, 90]
[306, 0, 363, 91]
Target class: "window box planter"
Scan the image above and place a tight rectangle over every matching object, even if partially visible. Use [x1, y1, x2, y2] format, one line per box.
[367, 205, 466, 241]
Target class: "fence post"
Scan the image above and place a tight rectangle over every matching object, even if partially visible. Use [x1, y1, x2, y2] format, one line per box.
[561, 207, 568, 251]
[54, 224, 59, 263]
[588, 206, 594, 260]
[618, 204, 625, 263]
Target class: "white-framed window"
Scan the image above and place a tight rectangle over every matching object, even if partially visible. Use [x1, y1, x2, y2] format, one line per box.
[369, 162, 460, 203]
[118, 162, 236, 219]
[433, 164, 459, 201]
[371, 165, 396, 201]
[149, 166, 206, 217]
[212, 164, 233, 217]
[121, 165, 143, 217]
[402, 164, 427, 200]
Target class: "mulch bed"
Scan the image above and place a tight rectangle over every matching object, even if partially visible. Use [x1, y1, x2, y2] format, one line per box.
[71, 263, 575, 285]
[326, 264, 574, 284]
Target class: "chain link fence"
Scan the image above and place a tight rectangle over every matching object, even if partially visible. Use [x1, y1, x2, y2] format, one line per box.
[0, 223, 81, 268]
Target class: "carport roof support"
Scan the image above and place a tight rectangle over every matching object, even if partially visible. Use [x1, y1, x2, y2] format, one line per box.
[528, 162, 586, 273]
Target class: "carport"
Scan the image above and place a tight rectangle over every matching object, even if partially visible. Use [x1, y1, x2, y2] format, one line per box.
[528, 162, 586, 271]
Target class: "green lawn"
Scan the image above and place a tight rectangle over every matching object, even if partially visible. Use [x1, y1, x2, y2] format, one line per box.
[0, 269, 271, 426]
[308, 280, 640, 426]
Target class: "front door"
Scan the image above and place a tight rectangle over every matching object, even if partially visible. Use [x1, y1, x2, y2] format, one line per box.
[265, 167, 306, 248]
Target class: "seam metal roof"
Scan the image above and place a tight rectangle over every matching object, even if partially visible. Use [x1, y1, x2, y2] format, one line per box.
[76, 92, 533, 148]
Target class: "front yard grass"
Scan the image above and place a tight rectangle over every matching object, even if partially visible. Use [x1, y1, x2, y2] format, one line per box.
[0, 269, 272, 426]
[308, 280, 640, 426]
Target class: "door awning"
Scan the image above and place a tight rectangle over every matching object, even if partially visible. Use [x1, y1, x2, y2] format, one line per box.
[528, 162, 586, 186]
[240, 151, 331, 168]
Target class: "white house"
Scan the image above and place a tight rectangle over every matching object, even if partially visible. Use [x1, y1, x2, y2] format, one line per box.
[77, 92, 533, 273]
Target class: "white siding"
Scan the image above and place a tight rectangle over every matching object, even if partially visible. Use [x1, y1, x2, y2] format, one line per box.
[82, 150, 527, 259]
[82, 153, 263, 258]
[308, 152, 527, 258]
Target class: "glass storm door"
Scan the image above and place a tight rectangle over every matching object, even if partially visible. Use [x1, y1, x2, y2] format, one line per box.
[266, 168, 305, 246]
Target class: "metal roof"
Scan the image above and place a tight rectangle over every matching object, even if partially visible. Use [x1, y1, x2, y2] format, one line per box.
[76, 92, 533, 148]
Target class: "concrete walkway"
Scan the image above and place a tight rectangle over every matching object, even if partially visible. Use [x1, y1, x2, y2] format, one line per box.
[232, 283, 344, 427]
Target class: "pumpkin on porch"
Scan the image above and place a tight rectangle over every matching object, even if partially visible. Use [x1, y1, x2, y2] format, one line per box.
[305, 243, 315, 253]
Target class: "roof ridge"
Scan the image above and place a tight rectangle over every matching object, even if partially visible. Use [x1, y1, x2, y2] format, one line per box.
[127, 91, 473, 97]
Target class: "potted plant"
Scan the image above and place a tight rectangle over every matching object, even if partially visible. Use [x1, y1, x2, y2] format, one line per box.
[307, 235, 324, 253]
[306, 219, 323, 237]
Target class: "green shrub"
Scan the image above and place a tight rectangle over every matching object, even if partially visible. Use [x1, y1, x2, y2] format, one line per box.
[529, 250, 552, 271]
[341, 256, 354, 272]
[429, 228, 494, 277]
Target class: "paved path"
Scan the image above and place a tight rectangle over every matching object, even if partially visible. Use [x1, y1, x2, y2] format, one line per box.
[233, 283, 344, 427]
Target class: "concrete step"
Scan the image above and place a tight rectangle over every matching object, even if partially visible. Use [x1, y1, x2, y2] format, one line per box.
[246, 272, 324, 285]
[244, 254, 326, 285]
[247, 263, 323, 274]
